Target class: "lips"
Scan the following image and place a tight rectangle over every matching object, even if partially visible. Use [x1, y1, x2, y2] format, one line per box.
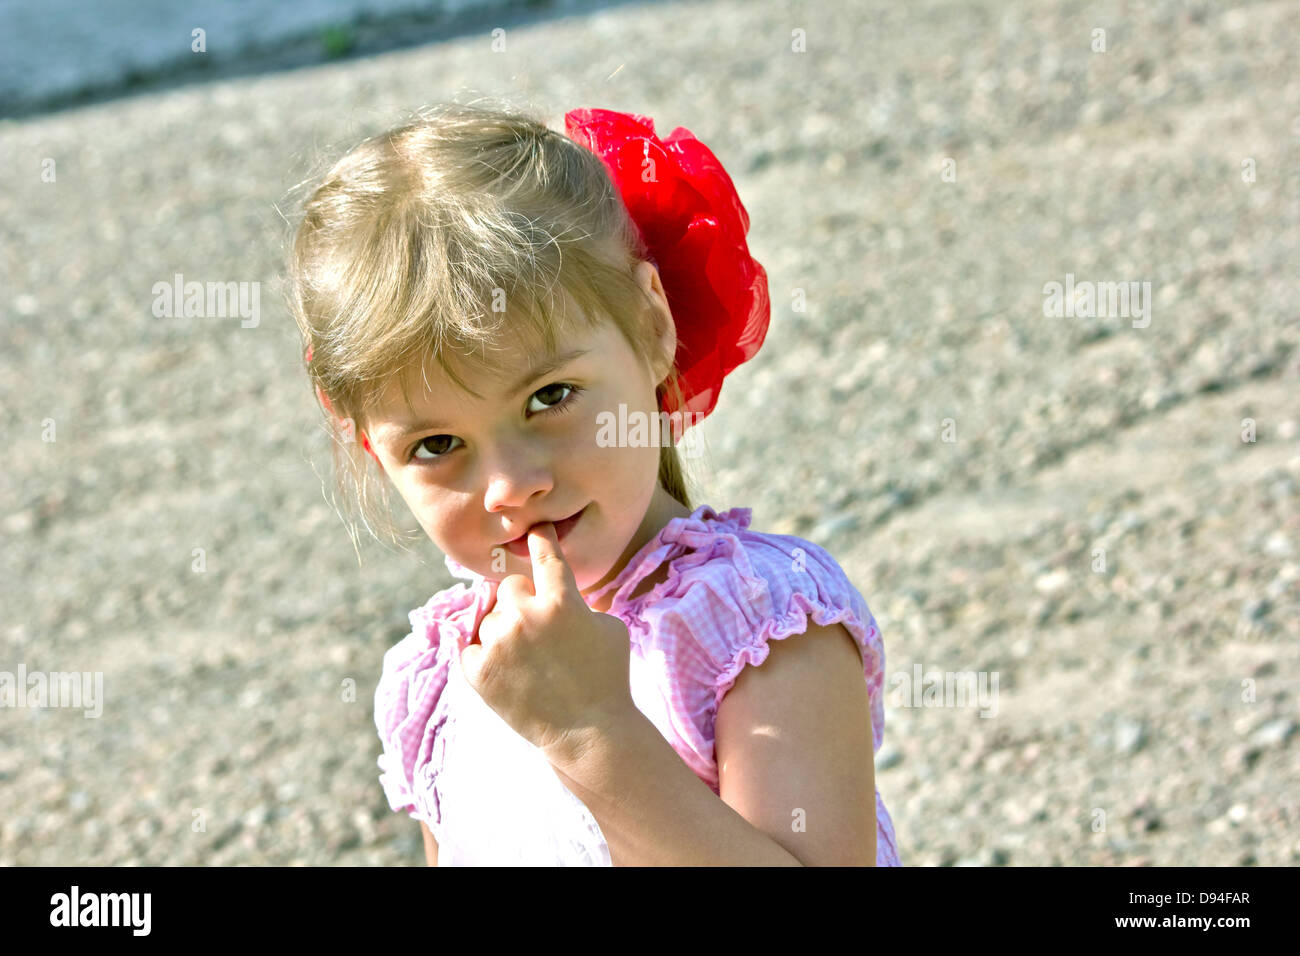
[501, 506, 587, 557]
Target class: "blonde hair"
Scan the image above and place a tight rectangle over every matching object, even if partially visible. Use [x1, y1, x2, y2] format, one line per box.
[282, 99, 700, 554]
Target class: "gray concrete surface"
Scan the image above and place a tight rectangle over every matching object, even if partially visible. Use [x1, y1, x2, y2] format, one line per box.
[1, 0, 1297, 865]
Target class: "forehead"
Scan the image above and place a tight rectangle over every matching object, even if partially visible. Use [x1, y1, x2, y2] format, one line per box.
[369, 314, 616, 422]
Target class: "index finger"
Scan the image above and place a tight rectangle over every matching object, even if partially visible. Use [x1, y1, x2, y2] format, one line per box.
[526, 522, 579, 601]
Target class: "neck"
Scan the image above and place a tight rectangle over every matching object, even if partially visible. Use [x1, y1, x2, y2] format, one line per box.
[582, 486, 692, 613]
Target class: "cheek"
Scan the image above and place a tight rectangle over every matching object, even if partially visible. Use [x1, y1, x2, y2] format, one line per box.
[430, 507, 487, 564]
[392, 478, 458, 537]
[568, 388, 664, 467]
[556, 416, 599, 459]
[577, 418, 660, 482]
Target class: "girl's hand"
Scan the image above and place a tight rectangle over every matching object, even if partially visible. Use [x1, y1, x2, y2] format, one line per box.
[459, 523, 638, 762]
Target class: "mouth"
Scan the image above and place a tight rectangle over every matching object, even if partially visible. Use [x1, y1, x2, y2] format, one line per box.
[501, 505, 587, 557]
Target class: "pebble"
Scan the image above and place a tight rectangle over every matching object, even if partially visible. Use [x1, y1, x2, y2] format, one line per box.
[1034, 569, 1071, 594]
[244, 805, 273, 828]
[1029, 598, 1058, 625]
[3, 510, 35, 535]
[809, 512, 861, 542]
[1263, 533, 1292, 557]
[1223, 745, 1262, 772]
[1250, 718, 1295, 749]
[875, 741, 903, 771]
[1115, 717, 1148, 755]
[1266, 568, 1296, 600]
[1241, 599, 1271, 623]
[984, 750, 1014, 774]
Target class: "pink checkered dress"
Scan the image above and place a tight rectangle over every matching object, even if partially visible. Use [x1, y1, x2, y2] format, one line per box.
[374, 504, 902, 865]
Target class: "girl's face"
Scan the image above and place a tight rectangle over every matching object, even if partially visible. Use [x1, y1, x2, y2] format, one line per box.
[365, 275, 688, 610]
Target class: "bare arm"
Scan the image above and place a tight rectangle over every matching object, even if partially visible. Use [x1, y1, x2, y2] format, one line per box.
[419, 821, 439, 866]
[546, 621, 875, 865]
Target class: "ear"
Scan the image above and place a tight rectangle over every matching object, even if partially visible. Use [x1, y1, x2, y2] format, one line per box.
[634, 259, 677, 387]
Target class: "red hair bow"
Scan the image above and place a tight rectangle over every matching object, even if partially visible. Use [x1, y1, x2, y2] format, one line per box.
[563, 108, 770, 422]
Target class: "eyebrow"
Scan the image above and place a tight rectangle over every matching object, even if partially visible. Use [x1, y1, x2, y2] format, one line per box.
[383, 347, 591, 439]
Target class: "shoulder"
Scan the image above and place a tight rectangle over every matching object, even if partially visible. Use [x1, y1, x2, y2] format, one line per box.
[636, 507, 884, 700]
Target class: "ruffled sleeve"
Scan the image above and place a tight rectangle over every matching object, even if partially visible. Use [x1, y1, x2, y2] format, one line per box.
[712, 537, 885, 755]
[373, 576, 494, 828]
[633, 507, 888, 764]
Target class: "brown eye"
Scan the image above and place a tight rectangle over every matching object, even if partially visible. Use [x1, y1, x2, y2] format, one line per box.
[412, 435, 460, 461]
[527, 383, 574, 413]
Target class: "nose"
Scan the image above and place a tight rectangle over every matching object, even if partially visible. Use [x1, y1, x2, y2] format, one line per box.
[481, 439, 555, 515]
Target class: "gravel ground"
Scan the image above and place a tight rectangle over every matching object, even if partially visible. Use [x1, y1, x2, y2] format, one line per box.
[1, 0, 1297, 866]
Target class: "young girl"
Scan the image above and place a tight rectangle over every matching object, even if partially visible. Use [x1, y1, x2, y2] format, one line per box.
[286, 100, 902, 866]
